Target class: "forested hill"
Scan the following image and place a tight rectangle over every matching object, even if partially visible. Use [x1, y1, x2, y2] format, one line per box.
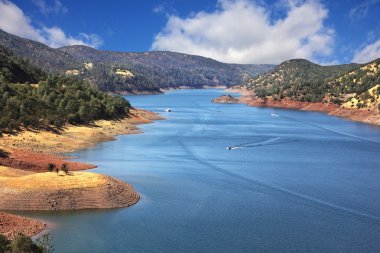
[0, 49, 130, 133]
[0, 29, 274, 92]
[0, 29, 79, 72]
[0, 45, 45, 84]
[327, 58, 380, 109]
[243, 59, 362, 103]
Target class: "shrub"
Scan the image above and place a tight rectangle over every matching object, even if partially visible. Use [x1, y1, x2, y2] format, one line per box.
[47, 163, 55, 173]
[61, 164, 68, 175]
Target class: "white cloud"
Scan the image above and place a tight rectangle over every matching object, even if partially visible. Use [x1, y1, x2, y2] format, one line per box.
[349, 0, 380, 21]
[32, 0, 67, 15]
[41, 27, 103, 48]
[352, 39, 380, 63]
[151, 0, 334, 64]
[0, 0, 102, 48]
[153, 4, 165, 14]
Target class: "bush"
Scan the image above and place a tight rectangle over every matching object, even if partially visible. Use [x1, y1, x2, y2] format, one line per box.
[0, 234, 10, 253]
[0, 233, 54, 253]
[61, 164, 68, 175]
[10, 234, 41, 253]
[47, 163, 55, 173]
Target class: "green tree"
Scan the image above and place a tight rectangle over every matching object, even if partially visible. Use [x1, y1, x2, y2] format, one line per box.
[61, 164, 68, 175]
[10, 234, 41, 253]
[0, 234, 10, 253]
[47, 163, 55, 173]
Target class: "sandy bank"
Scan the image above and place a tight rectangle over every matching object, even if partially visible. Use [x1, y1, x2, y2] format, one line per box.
[0, 166, 139, 211]
[0, 212, 46, 240]
[212, 89, 380, 126]
[0, 109, 162, 173]
[0, 109, 162, 154]
[0, 108, 161, 237]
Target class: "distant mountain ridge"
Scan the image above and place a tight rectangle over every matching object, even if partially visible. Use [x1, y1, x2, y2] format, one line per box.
[0, 29, 274, 92]
[0, 29, 79, 72]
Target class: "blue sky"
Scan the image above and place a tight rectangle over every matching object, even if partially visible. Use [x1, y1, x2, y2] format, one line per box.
[0, 0, 379, 64]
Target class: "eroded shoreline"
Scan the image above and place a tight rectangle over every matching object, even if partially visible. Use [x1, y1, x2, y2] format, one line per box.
[0, 108, 162, 238]
[213, 88, 380, 126]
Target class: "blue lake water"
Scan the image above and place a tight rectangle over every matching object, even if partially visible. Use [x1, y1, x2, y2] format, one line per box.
[21, 89, 380, 252]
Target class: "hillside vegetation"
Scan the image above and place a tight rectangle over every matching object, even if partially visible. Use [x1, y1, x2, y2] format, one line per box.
[242, 58, 380, 113]
[0, 46, 45, 84]
[0, 49, 130, 133]
[243, 59, 361, 103]
[0, 29, 274, 92]
[328, 59, 380, 108]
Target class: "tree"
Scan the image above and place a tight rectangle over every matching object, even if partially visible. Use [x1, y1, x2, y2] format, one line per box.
[61, 163, 68, 175]
[47, 163, 55, 173]
[10, 234, 41, 253]
[0, 234, 10, 253]
[0, 233, 53, 253]
[55, 167, 59, 175]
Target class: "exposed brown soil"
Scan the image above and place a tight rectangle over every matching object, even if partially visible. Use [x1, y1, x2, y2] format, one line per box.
[0, 108, 162, 237]
[0, 109, 162, 155]
[213, 90, 380, 126]
[0, 149, 95, 173]
[0, 212, 46, 240]
[0, 171, 140, 211]
[243, 97, 340, 112]
[330, 106, 380, 125]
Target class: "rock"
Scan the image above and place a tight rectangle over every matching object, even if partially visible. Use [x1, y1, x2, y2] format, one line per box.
[211, 94, 239, 104]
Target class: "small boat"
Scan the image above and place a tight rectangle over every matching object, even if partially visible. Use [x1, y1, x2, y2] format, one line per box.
[165, 108, 172, 112]
[270, 113, 279, 117]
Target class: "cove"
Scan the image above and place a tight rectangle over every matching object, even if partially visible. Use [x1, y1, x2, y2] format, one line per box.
[22, 89, 380, 252]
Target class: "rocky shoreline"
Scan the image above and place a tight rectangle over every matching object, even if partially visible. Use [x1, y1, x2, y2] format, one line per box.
[0, 212, 46, 240]
[213, 89, 380, 126]
[0, 108, 162, 238]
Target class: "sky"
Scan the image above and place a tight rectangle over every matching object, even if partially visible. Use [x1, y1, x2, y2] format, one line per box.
[0, 0, 379, 65]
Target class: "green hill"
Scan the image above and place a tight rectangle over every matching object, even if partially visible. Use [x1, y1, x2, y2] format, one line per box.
[0, 50, 130, 133]
[327, 58, 380, 107]
[0, 45, 45, 84]
[243, 59, 361, 103]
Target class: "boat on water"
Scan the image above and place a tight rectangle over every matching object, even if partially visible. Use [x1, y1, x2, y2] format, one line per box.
[165, 108, 172, 112]
[270, 113, 279, 117]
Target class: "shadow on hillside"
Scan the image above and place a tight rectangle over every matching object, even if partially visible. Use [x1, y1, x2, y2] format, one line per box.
[0, 149, 10, 158]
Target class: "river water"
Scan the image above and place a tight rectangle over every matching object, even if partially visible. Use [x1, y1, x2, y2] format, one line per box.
[23, 89, 380, 252]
